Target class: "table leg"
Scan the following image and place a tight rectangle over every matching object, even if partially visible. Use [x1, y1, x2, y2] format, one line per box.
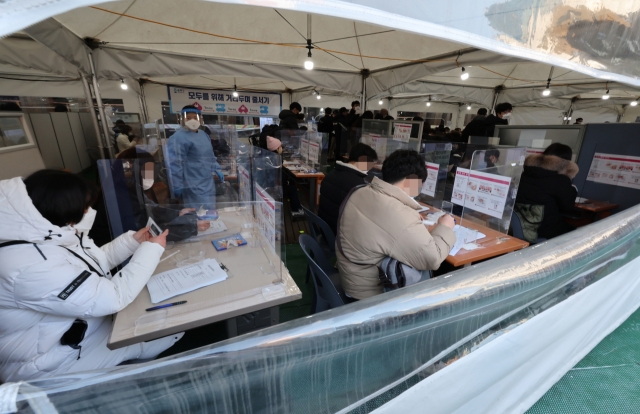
[309, 177, 317, 210]
[226, 306, 280, 338]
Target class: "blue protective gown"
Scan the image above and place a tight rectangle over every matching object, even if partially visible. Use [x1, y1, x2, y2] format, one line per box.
[166, 127, 221, 208]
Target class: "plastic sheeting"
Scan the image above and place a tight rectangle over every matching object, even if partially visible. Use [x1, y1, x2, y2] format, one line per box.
[4, 203, 640, 413]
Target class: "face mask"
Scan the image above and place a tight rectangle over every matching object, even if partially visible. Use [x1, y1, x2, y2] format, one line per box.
[502, 112, 512, 119]
[142, 178, 154, 191]
[185, 119, 201, 130]
[74, 207, 97, 233]
[354, 107, 361, 114]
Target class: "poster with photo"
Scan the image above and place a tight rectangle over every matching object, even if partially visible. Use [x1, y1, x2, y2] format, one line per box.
[237, 165, 252, 203]
[586, 153, 640, 190]
[308, 137, 320, 164]
[421, 162, 440, 197]
[300, 137, 309, 162]
[255, 183, 277, 253]
[452, 168, 512, 219]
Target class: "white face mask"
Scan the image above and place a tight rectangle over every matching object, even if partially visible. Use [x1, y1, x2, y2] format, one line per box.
[142, 178, 154, 191]
[502, 112, 512, 119]
[185, 119, 201, 131]
[74, 207, 97, 233]
[354, 107, 361, 114]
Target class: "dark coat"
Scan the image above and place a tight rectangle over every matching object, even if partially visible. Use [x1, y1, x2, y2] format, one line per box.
[483, 114, 508, 137]
[515, 154, 579, 239]
[318, 161, 368, 235]
[318, 115, 334, 134]
[278, 109, 299, 130]
[461, 115, 487, 142]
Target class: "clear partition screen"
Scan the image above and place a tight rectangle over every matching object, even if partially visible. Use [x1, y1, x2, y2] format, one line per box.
[418, 142, 452, 207]
[454, 147, 526, 233]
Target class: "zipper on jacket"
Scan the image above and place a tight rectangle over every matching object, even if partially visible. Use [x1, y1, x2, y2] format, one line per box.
[76, 233, 106, 277]
[77, 345, 82, 360]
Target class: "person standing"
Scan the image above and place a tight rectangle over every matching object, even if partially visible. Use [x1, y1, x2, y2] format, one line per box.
[484, 103, 513, 137]
[166, 105, 224, 208]
[278, 102, 302, 130]
[461, 108, 488, 142]
[573, 118, 584, 125]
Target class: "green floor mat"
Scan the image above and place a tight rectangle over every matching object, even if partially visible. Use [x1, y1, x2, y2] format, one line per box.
[527, 306, 640, 413]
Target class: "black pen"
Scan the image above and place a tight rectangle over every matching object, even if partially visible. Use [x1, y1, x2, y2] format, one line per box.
[146, 301, 187, 312]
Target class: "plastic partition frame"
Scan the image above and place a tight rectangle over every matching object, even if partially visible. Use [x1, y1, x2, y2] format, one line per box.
[495, 125, 586, 157]
[14, 204, 640, 414]
[457, 147, 526, 234]
[417, 142, 452, 207]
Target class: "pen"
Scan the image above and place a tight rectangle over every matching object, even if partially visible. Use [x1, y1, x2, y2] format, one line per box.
[146, 301, 187, 312]
[159, 250, 180, 263]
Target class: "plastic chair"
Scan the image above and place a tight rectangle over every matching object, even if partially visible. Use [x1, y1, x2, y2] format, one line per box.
[511, 211, 547, 245]
[301, 206, 335, 255]
[299, 234, 348, 314]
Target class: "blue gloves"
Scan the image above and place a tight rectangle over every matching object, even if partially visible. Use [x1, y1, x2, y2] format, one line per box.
[215, 171, 225, 183]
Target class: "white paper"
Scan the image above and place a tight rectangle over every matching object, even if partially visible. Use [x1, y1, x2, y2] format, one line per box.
[300, 137, 309, 161]
[393, 123, 412, 143]
[450, 225, 486, 256]
[255, 183, 277, 254]
[421, 162, 439, 197]
[308, 140, 320, 164]
[197, 220, 227, 236]
[586, 152, 640, 190]
[417, 205, 430, 213]
[147, 258, 228, 303]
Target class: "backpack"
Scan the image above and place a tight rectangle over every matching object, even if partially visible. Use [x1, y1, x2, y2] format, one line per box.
[336, 185, 424, 293]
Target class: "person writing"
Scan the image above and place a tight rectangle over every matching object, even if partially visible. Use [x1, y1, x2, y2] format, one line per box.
[515, 143, 579, 242]
[166, 105, 224, 208]
[336, 150, 456, 300]
[0, 170, 182, 381]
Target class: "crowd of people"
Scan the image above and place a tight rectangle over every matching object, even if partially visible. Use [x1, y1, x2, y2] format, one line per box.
[0, 98, 584, 382]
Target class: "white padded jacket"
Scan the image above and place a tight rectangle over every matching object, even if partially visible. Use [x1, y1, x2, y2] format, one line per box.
[0, 177, 181, 382]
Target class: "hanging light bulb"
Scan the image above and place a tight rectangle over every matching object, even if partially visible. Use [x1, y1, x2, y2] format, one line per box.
[467, 105, 471, 110]
[120, 79, 128, 90]
[317, 93, 321, 100]
[426, 102, 431, 107]
[379, 100, 383, 105]
[602, 90, 610, 100]
[305, 38, 314, 70]
[460, 67, 469, 80]
[631, 100, 638, 107]
[427, 96, 431, 107]
[542, 88, 551, 96]
[232, 86, 239, 98]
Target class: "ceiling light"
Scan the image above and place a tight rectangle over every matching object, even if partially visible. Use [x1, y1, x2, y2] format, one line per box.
[426, 102, 431, 107]
[317, 94, 321, 100]
[568, 117, 572, 120]
[120, 79, 128, 90]
[542, 88, 551, 96]
[631, 101, 638, 107]
[305, 38, 314, 70]
[379, 100, 383, 105]
[460, 67, 469, 80]
[602, 90, 610, 100]
[467, 105, 471, 110]
[232, 84, 239, 98]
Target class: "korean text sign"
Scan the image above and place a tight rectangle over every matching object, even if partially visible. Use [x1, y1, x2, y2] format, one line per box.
[169, 86, 282, 117]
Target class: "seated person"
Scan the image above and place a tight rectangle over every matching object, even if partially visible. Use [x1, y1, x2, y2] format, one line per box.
[266, 136, 304, 217]
[318, 143, 378, 235]
[0, 170, 182, 381]
[515, 143, 579, 241]
[336, 150, 456, 300]
[116, 125, 137, 153]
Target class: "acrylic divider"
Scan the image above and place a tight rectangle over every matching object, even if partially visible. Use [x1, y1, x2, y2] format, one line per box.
[417, 142, 452, 208]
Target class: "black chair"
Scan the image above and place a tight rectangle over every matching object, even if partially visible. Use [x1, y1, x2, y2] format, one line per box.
[299, 234, 349, 314]
[301, 206, 336, 285]
[511, 211, 547, 245]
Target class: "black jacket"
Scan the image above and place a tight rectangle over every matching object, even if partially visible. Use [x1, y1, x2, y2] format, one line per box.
[461, 115, 487, 142]
[318, 115, 334, 134]
[279, 110, 299, 130]
[483, 114, 508, 137]
[318, 161, 368, 235]
[515, 154, 579, 239]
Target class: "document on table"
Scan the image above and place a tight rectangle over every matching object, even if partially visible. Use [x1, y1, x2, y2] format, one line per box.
[147, 258, 228, 303]
[450, 225, 486, 256]
[197, 220, 227, 236]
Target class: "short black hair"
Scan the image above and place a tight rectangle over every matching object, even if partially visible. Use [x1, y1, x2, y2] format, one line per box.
[477, 108, 488, 115]
[412, 116, 424, 121]
[495, 103, 513, 114]
[332, 109, 339, 115]
[351, 101, 360, 107]
[115, 119, 125, 125]
[119, 125, 132, 134]
[576, 118, 583, 121]
[339, 107, 348, 114]
[181, 105, 199, 111]
[348, 143, 378, 163]
[324, 107, 332, 114]
[362, 110, 374, 119]
[290, 102, 302, 111]
[24, 170, 97, 227]
[544, 143, 572, 161]
[382, 150, 427, 184]
[485, 149, 500, 159]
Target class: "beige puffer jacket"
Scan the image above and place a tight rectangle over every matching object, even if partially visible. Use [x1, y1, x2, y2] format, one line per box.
[336, 177, 456, 300]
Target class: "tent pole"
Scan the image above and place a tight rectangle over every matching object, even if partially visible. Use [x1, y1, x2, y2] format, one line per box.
[80, 72, 106, 160]
[361, 74, 367, 110]
[88, 52, 115, 158]
[138, 80, 150, 124]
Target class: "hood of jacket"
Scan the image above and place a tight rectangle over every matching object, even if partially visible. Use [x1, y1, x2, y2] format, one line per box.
[279, 109, 296, 120]
[335, 160, 367, 175]
[0, 177, 78, 246]
[524, 154, 579, 179]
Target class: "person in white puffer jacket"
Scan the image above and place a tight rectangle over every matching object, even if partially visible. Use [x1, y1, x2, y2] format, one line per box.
[0, 170, 183, 382]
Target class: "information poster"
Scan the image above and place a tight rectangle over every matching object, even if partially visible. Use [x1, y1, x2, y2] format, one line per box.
[452, 168, 512, 219]
[300, 137, 309, 162]
[237, 165, 252, 203]
[525, 148, 544, 157]
[168, 85, 281, 116]
[421, 162, 440, 197]
[393, 123, 412, 143]
[308, 139, 320, 164]
[255, 183, 277, 253]
[587, 152, 640, 190]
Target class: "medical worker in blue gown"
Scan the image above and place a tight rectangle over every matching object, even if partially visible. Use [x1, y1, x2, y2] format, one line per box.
[166, 105, 224, 208]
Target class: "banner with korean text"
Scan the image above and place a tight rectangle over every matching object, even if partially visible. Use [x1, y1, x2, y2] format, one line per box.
[168, 86, 282, 117]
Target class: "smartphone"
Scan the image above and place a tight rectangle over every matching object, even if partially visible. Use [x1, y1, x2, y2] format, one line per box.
[146, 217, 163, 237]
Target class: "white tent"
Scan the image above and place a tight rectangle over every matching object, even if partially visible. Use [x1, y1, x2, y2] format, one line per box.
[2, 0, 640, 127]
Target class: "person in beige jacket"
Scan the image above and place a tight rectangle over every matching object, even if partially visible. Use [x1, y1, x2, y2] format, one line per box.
[337, 150, 456, 300]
